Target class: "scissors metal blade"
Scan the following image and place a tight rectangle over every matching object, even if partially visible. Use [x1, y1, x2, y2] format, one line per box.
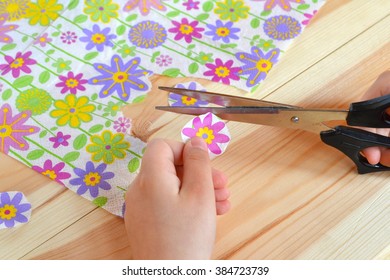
[159, 86, 300, 109]
[155, 106, 349, 134]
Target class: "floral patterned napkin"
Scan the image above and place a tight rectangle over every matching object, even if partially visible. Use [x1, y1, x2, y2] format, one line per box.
[0, 0, 325, 217]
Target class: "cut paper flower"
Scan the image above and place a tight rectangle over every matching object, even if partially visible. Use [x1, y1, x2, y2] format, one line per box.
[0, 191, 31, 229]
[181, 112, 231, 158]
[168, 81, 208, 107]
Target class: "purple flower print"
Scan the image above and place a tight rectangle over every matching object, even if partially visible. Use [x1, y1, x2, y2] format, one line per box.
[264, 15, 301, 41]
[70, 161, 114, 198]
[205, 20, 240, 43]
[60, 31, 77, 44]
[253, 0, 305, 11]
[55, 71, 88, 94]
[155, 55, 172, 67]
[79, 24, 116, 52]
[168, 82, 209, 107]
[236, 47, 280, 87]
[0, 192, 31, 229]
[128, 20, 167, 49]
[0, 14, 18, 44]
[34, 33, 52, 47]
[182, 112, 230, 155]
[183, 0, 199, 10]
[0, 51, 37, 78]
[89, 55, 150, 102]
[168, 18, 204, 43]
[49, 131, 71, 148]
[0, 103, 39, 154]
[113, 117, 131, 133]
[123, 0, 166, 16]
[204, 58, 241, 85]
[32, 159, 71, 185]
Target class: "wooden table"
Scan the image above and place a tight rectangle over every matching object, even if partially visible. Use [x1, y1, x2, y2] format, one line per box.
[1, 0, 389, 260]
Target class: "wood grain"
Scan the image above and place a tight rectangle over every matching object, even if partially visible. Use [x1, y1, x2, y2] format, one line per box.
[0, 0, 389, 259]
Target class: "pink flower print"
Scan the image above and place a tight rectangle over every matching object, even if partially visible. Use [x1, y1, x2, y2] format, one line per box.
[254, 0, 305, 11]
[0, 103, 39, 154]
[123, 0, 166, 15]
[183, 0, 200, 10]
[204, 58, 241, 85]
[55, 71, 88, 94]
[34, 33, 52, 47]
[182, 112, 230, 155]
[49, 131, 71, 148]
[155, 54, 172, 67]
[168, 18, 204, 43]
[113, 117, 132, 133]
[0, 14, 18, 44]
[302, 10, 317, 25]
[60, 31, 77, 44]
[32, 159, 71, 185]
[0, 51, 37, 78]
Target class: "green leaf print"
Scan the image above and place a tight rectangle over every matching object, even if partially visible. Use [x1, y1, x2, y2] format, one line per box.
[298, 4, 310, 10]
[39, 71, 51, 84]
[27, 149, 45, 160]
[89, 124, 104, 134]
[1, 89, 12, 101]
[202, 1, 214, 12]
[167, 11, 180, 18]
[68, 0, 79, 9]
[12, 75, 33, 88]
[188, 62, 199, 74]
[196, 13, 209, 21]
[74, 14, 88, 24]
[73, 134, 88, 150]
[162, 68, 180, 77]
[93, 196, 108, 207]
[84, 52, 99, 61]
[250, 18, 260, 28]
[125, 14, 138, 22]
[128, 157, 140, 173]
[39, 130, 48, 138]
[1, 43, 16, 51]
[63, 151, 80, 162]
[116, 25, 126, 36]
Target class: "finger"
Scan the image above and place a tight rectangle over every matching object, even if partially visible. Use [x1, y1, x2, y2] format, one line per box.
[140, 139, 184, 194]
[212, 168, 228, 190]
[180, 137, 214, 200]
[214, 187, 230, 202]
[216, 200, 231, 215]
[379, 148, 390, 167]
[362, 71, 390, 100]
[362, 147, 381, 165]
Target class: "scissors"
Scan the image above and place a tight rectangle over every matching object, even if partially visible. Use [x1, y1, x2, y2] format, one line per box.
[156, 86, 390, 174]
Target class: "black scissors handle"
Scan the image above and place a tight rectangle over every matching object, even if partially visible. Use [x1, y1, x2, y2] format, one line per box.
[320, 126, 390, 174]
[347, 95, 390, 128]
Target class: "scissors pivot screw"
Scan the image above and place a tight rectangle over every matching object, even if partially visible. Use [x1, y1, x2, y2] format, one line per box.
[291, 116, 300, 123]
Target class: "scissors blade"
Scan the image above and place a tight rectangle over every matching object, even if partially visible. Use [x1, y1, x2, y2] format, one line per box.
[159, 86, 300, 109]
[156, 106, 349, 134]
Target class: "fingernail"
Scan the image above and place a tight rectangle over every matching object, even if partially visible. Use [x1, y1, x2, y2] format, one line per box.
[191, 137, 208, 151]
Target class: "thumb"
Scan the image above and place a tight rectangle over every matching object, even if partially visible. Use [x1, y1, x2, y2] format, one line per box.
[181, 137, 214, 198]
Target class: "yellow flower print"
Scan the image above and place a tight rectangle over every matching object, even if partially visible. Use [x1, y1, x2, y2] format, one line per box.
[25, 0, 63, 26]
[50, 94, 95, 128]
[214, 0, 249, 22]
[0, 0, 30, 21]
[84, 0, 119, 23]
[86, 130, 130, 164]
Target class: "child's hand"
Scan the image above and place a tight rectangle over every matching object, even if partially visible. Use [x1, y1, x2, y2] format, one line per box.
[124, 137, 230, 259]
[361, 71, 390, 166]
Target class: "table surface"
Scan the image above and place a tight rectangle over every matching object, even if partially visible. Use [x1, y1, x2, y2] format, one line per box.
[1, 0, 389, 260]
